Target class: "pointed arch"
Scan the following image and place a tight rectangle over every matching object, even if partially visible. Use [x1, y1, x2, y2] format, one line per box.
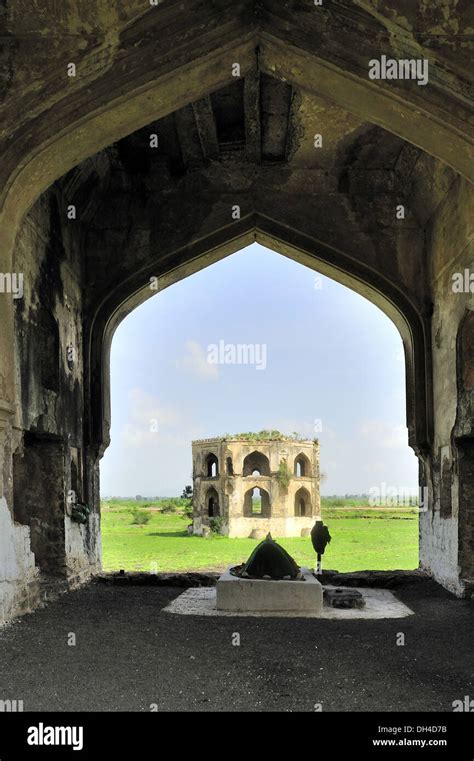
[294, 487, 312, 517]
[243, 451, 271, 477]
[206, 487, 219, 517]
[244, 487, 271, 518]
[204, 453, 219, 478]
[294, 453, 311, 478]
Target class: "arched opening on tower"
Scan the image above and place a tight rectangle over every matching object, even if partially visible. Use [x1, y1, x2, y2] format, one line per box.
[244, 487, 271, 518]
[294, 454, 311, 478]
[205, 454, 218, 478]
[295, 487, 311, 517]
[243, 452, 271, 477]
[206, 487, 219, 518]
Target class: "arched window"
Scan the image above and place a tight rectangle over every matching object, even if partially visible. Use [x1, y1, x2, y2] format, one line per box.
[206, 487, 219, 517]
[226, 456, 234, 476]
[294, 453, 310, 477]
[244, 487, 271, 517]
[205, 453, 218, 477]
[294, 487, 311, 517]
[243, 451, 270, 477]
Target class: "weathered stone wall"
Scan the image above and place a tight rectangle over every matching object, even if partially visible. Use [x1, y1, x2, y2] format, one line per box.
[419, 177, 474, 594]
[0, 188, 101, 623]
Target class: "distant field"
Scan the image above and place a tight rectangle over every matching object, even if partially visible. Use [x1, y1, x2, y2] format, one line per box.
[100, 498, 419, 573]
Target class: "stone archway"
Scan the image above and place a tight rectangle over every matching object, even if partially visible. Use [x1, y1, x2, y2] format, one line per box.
[1, 1, 474, 623]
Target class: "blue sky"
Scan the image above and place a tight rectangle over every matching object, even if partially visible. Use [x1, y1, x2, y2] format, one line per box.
[101, 243, 418, 497]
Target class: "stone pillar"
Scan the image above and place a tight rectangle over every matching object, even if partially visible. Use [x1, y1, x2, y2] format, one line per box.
[419, 178, 474, 596]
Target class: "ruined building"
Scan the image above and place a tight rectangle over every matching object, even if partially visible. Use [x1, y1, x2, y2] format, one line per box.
[192, 436, 320, 537]
[0, 1, 473, 624]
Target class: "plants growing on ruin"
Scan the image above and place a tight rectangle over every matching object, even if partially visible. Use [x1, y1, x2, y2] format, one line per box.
[209, 516, 225, 534]
[276, 459, 291, 490]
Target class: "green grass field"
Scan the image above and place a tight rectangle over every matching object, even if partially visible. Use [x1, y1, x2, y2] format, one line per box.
[101, 499, 419, 573]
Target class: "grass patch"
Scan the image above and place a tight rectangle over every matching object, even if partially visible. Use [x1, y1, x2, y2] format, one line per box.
[101, 499, 419, 573]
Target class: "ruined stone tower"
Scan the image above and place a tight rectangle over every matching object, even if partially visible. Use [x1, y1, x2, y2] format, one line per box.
[192, 435, 320, 538]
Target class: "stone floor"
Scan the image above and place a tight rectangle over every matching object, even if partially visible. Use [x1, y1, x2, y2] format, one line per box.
[0, 577, 472, 712]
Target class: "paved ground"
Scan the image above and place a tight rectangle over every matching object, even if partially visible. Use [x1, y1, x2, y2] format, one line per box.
[0, 578, 472, 712]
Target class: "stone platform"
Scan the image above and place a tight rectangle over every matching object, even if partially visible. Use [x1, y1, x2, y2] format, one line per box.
[163, 586, 414, 619]
[216, 566, 323, 613]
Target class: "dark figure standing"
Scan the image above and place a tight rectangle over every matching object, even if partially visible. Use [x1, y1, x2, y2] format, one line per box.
[311, 518, 331, 575]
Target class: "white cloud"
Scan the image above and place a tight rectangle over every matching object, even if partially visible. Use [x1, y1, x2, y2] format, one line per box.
[129, 388, 178, 426]
[120, 389, 179, 448]
[360, 420, 408, 449]
[177, 340, 219, 380]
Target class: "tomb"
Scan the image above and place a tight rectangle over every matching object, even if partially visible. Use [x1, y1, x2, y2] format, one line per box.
[216, 534, 323, 614]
